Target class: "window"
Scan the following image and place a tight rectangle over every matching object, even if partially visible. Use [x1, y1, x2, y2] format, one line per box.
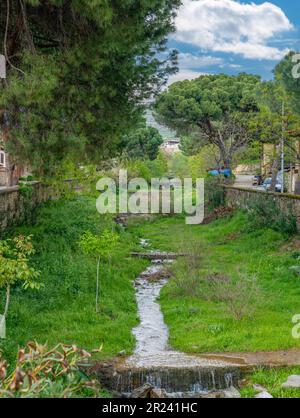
[0, 150, 5, 167]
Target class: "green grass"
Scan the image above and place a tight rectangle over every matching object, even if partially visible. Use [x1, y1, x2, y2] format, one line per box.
[0, 196, 148, 366]
[241, 367, 300, 398]
[130, 212, 300, 353]
[2, 197, 300, 399]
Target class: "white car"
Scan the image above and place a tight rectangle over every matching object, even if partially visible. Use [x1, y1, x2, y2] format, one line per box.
[261, 177, 283, 192]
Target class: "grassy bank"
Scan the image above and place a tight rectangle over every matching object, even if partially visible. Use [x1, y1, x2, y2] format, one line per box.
[241, 366, 300, 398]
[0, 196, 147, 365]
[130, 212, 300, 353]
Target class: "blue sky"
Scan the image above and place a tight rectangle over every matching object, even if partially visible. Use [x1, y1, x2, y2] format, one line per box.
[168, 0, 300, 82]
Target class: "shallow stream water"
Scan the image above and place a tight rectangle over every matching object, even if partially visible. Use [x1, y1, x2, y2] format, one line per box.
[117, 242, 241, 396]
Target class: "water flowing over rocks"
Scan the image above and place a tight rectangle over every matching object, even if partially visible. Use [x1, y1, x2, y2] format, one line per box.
[91, 240, 243, 397]
[89, 239, 300, 397]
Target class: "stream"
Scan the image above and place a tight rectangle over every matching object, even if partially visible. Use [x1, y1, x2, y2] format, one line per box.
[114, 240, 242, 397]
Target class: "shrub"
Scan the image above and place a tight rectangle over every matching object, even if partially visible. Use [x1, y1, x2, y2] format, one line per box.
[205, 177, 225, 212]
[199, 273, 263, 320]
[245, 196, 297, 235]
[169, 239, 202, 296]
[0, 342, 100, 398]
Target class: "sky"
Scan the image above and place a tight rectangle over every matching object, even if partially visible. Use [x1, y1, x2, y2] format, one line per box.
[168, 0, 300, 82]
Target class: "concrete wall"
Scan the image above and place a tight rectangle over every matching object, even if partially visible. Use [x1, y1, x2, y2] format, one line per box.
[225, 186, 300, 229]
[0, 182, 49, 234]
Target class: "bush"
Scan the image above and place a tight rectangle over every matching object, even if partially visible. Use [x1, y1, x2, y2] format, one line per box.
[205, 177, 225, 212]
[0, 342, 101, 398]
[199, 273, 263, 320]
[245, 196, 297, 235]
[169, 240, 202, 296]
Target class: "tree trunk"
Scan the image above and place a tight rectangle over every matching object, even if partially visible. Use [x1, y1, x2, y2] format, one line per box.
[3, 285, 10, 318]
[270, 147, 280, 192]
[96, 256, 100, 313]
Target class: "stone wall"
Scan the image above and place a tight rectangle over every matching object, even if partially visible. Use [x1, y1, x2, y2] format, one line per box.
[225, 186, 300, 229]
[0, 182, 49, 234]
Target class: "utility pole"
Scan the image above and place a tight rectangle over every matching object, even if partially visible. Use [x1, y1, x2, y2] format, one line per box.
[281, 101, 285, 194]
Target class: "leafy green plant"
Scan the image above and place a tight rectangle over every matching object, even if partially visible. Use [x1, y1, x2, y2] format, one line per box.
[18, 182, 34, 199]
[205, 177, 225, 212]
[0, 342, 101, 398]
[245, 196, 297, 235]
[79, 231, 119, 313]
[199, 273, 263, 320]
[0, 236, 42, 338]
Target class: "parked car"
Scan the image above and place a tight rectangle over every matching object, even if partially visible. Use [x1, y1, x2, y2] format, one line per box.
[262, 177, 272, 191]
[260, 177, 283, 192]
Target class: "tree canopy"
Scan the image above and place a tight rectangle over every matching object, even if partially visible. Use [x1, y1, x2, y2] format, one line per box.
[154, 73, 260, 168]
[275, 51, 300, 114]
[120, 126, 163, 161]
[0, 0, 181, 175]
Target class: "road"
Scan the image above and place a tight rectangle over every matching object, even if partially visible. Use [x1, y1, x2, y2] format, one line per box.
[234, 174, 256, 190]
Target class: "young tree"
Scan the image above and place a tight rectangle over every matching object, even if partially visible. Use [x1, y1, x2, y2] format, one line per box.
[0, 235, 41, 338]
[155, 74, 260, 169]
[79, 230, 119, 313]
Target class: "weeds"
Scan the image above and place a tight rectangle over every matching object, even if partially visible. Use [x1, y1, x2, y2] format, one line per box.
[245, 195, 297, 235]
[199, 273, 262, 320]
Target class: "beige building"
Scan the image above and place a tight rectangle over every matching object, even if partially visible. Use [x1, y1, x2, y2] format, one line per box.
[160, 139, 180, 155]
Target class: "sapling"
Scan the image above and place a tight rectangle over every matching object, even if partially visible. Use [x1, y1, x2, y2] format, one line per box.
[0, 235, 41, 339]
[79, 230, 119, 313]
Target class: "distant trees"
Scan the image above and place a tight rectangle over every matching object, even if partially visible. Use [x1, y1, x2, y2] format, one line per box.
[120, 127, 163, 161]
[155, 74, 260, 169]
[0, 0, 181, 176]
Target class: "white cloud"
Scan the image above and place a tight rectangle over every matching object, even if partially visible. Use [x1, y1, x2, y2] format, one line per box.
[179, 53, 224, 68]
[174, 0, 293, 60]
[167, 69, 206, 84]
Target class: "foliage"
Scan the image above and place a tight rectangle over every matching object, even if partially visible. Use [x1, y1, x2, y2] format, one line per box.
[18, 182, 34, 199]
[205, 176, 225, 212]
[79, 230, 119, 260]
[241, 366, 300, 399]
[199, 273, 262, 320]
[0, 0, 181, 175]
[124, 153, 168, 182]
[0, 236, 41, 337]
[275, 51, 300, 114]
[121, 127, 164, 161]
[0, 196, 146, 365]
[168, 239, 203, 297]
[79, 230, 119, 313]
[0, 342, 101, 398]
[155, 73, 261, 168]
[132, 212, 300, 353]
[0, 235, 40, 291]
[245, 195, 297, 235]
[168, 153, 190, 179]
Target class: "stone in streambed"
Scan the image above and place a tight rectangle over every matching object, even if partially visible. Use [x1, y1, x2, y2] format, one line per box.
[150, 388, 168, 398]
[282, 375, 300, 389]
[131, 383, 153, 398]
[223, 386, 241, 398]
